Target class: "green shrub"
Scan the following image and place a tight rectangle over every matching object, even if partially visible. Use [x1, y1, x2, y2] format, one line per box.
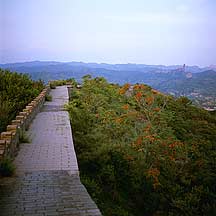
[19, 132, 30, 143]
[0, 69, 44, 133]
[68, 76, 216, 216]
[45, 94, 52, 101]
[0, 158, 15, 177]
[50, 82, 56, 89]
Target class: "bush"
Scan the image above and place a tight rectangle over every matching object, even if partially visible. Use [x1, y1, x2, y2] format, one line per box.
[50, 82, 56, 89]
[0, 69, 44, 133]
[49, 79, 78, 88]
[19, 131, 30, 143]
[45, 94, 52, 101]
[0, 158, 15, 177]
[68, 76, 216, 216]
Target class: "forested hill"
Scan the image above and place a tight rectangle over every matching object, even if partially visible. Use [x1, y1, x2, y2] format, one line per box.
[1, 61, 216, 109]
[0, 69, 44, 132]
[0, 68, 215, 215]
[67, 76, 216, 215]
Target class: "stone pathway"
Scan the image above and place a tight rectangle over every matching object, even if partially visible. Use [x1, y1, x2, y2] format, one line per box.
[0, 86, 102, 216]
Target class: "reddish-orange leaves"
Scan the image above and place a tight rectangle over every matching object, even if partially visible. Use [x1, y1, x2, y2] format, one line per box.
[136, 136, 143, 146]
[153, 107, 160, 112]
[133, 84, 140, 90]
[144, 124, 152, 132]
[122, 104, 129, 110]
[124, 83, 131, 90]
[168, 140, 183, 149]
[143, 135, 156, 142]
[135, 92, 142, 101]
[119, 83, 131, 95]
[147, 167, 161, 189]
[119, 88, 125, 95]
[133, 84, 147, 90]
[151, 89, 160, 95]
[124, 155, 134, 161]
[132, 136, 143, 149]
[145, 96, 154, 105]
[115, 117, 123, 123]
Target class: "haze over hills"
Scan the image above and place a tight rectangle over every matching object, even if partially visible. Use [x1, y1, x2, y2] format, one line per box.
[0, 61, 216, 109]
[0, 61, 211, 73]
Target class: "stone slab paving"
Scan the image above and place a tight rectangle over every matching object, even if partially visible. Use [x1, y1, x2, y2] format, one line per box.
[0, 171, 101, 216]
[0, 86, 102, 216]
[14, 111, 78, 174]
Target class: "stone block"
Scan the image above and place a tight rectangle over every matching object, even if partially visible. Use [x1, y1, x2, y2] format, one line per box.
[29, 101, 37, 107]
[26, 105, 33, 109]
[12, 120, 22, 126]
[16, 115, 25, 121]
[7, 125, 18, 132]
[23, 108, 32, 113]
[32, 99, 38, 103]
[0, 139, 6, 149]
[19, 112, 28, 117]
[0, 149, 4, 156]
[1, 132, 12, 141]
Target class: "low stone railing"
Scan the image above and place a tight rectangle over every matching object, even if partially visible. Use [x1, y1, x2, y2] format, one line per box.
[0, 85, 50, 161]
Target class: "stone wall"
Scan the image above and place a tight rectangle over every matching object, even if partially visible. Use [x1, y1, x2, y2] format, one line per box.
[0, 85, 50, 161]
[67, 84, 72, 100]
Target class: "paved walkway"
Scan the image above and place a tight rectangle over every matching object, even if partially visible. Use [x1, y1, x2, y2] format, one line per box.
[0, 86, 102, 216]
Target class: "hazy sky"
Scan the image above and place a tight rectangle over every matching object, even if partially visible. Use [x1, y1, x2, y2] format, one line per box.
[0, 0, 215, 66]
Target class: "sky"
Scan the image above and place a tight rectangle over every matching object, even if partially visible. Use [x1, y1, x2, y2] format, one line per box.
[0, 0, 215, 66]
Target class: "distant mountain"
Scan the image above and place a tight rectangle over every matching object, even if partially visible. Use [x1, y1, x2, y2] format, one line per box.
[1, 61, 215, 109]
[0, 61, 209, 73]
[0, 61, 63, 68]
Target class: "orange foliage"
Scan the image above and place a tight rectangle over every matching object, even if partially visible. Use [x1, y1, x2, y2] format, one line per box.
[136, 136, 143, 146]
[133, 84, 147, 90]
[168, 140, 183, 149]
[115, 117, 123, 123]
[151, 89, 160, 95]
[145, 96, 154, 105]
[169, 155, 175, 161]
[135, 92, 142, 101]
[144, 135, 156, 142]
[119, 83, 131, 95]
[122, 104, 129, 110]
[153, 107, 160, 112]
[133, 84, 140, 90]
[147, 167, 160, 177]
[147, 168, 160, 189]
[119, 88, 126, 95]
[144, 124, 152, 132]
[124, 83, 131, 90]
[168, 143, 175, 149]
[125, 155, 134, 161]
[132, 136, 143, 149]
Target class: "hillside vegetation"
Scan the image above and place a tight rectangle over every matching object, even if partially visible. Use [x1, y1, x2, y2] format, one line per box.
[0, 69, 44, 133]
[68, 76, 216, 216]
[1, 61, 215, 109]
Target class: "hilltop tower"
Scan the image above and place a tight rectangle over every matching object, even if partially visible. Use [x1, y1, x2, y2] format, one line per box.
[183, 64, 186, 72]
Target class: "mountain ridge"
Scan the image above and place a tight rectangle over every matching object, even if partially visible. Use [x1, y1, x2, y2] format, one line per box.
[1, 60, 213, 73]
[0, 61, 215, 109]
